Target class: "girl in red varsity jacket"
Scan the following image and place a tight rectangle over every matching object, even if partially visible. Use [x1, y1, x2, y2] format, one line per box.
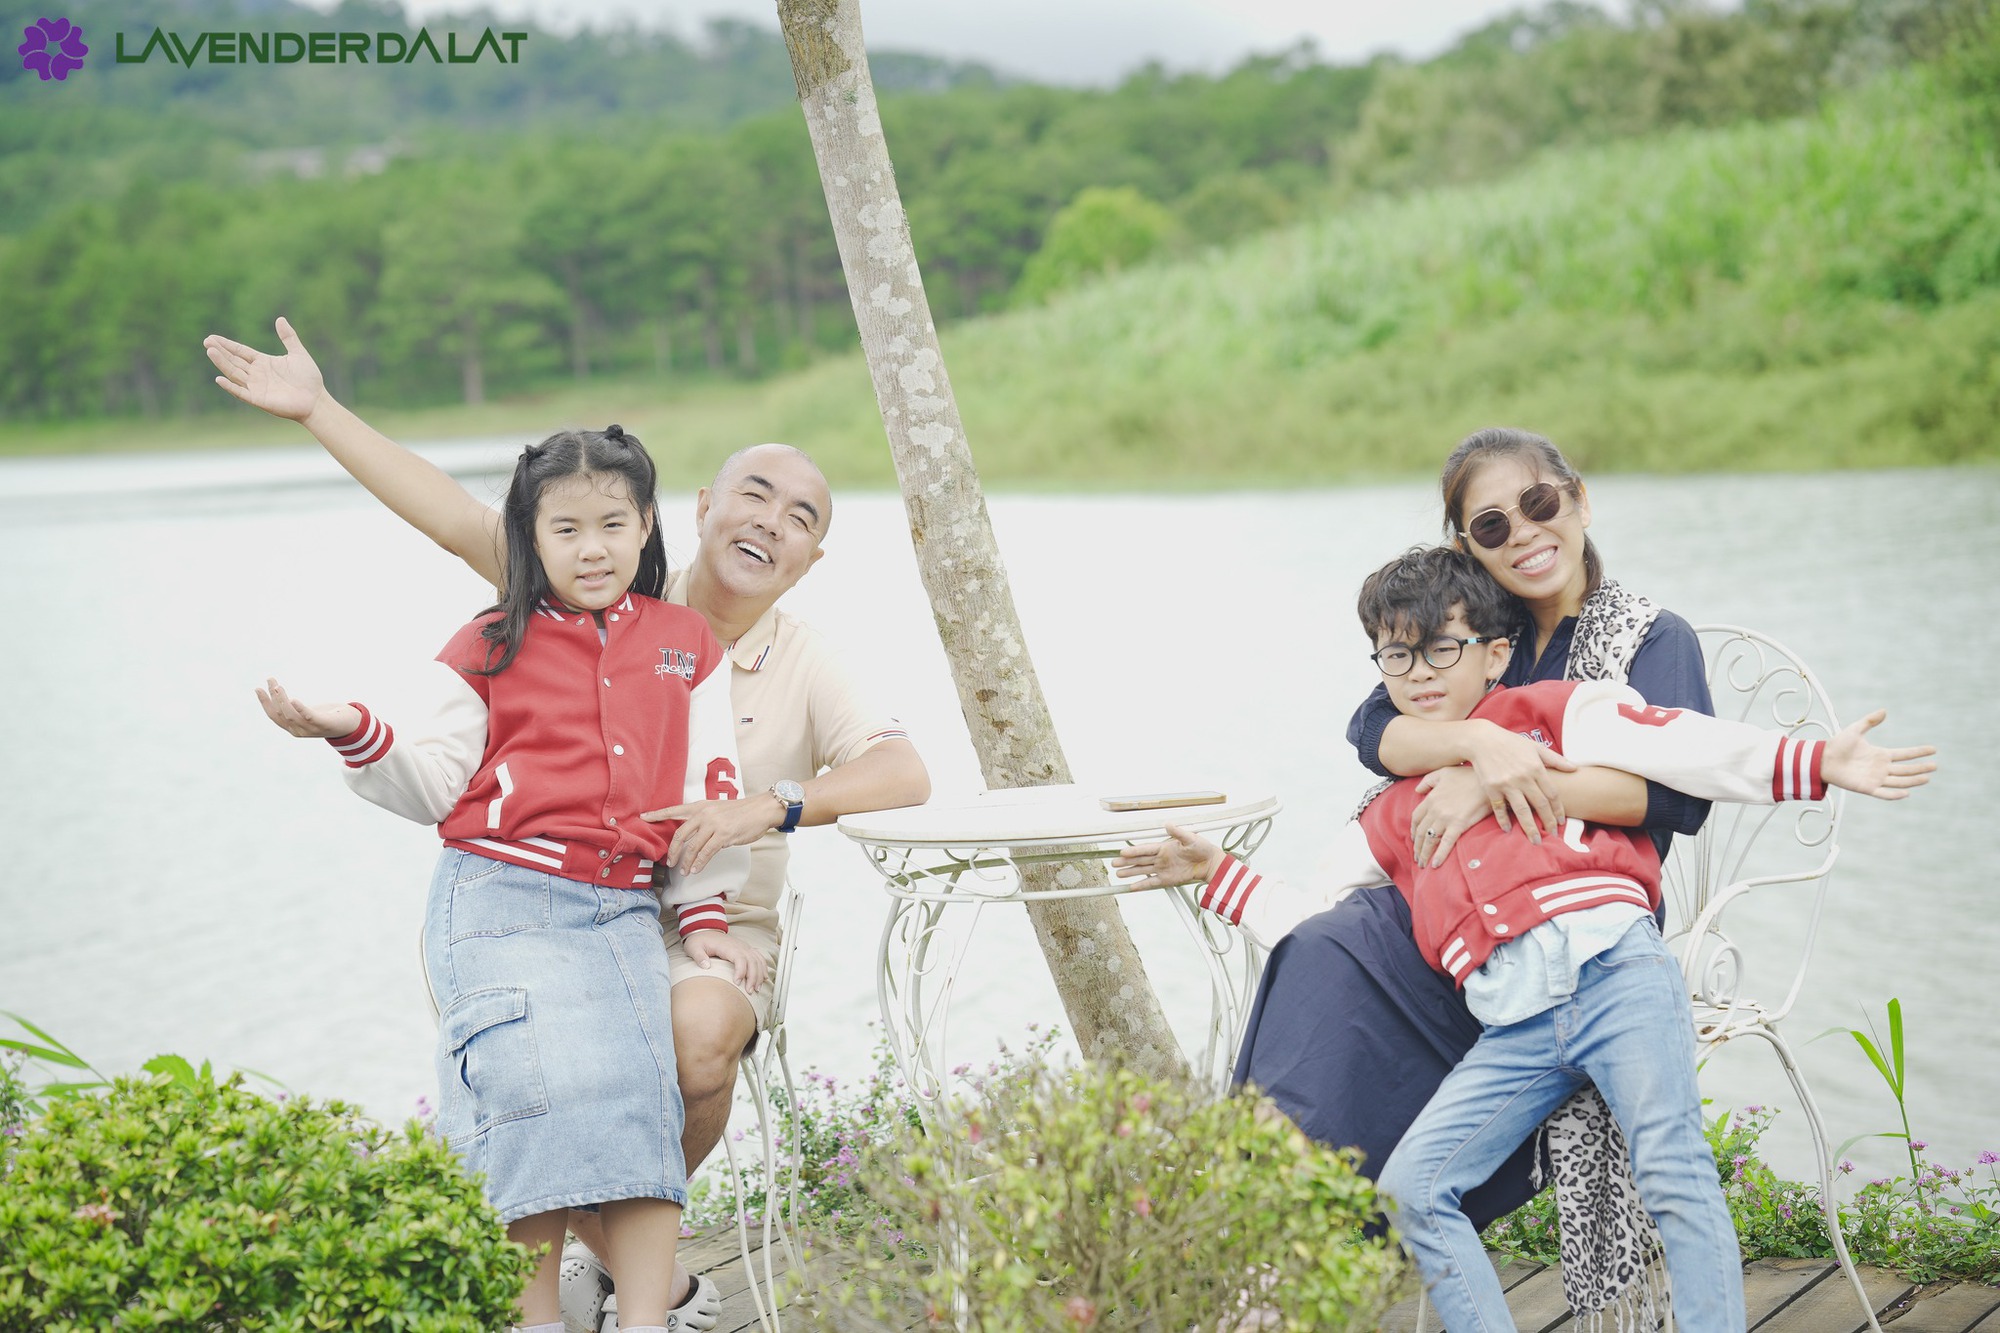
[257, 426, 746, 1333]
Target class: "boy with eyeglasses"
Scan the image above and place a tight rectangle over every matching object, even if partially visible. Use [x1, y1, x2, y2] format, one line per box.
[1115, 544, 1935, 1333]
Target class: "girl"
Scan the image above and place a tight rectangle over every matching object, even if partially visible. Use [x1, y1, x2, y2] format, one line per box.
[258, 427, 757, 1333]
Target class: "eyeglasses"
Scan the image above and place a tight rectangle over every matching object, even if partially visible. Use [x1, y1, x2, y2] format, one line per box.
[1460, 481, 1567, 550]
[1369, 636, 1497, 677]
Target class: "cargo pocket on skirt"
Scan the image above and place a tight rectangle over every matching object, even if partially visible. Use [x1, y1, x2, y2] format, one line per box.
[440, 986, 548, 1135]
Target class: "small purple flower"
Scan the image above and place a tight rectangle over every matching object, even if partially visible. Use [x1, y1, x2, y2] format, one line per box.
[17, 16, 87, 81]
[1744, 1103, 1764, 1116]
[1838, 1159, 1855, 1174]
[1909, 1139, 1928, 1152]
[1978, 1149, 1999, 1165]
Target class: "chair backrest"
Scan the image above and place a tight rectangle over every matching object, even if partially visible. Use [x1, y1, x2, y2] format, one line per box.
[1660, 625, 1845, 1034]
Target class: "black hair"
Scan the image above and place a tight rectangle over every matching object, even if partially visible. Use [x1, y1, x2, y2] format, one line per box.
[1438, 426, 1603, 599]
[1356, 545, 1519, 647]
[470, 424, 668, 676]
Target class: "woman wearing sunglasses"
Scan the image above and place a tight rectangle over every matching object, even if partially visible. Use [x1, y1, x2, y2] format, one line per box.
[1235, 425, 1713, 1234]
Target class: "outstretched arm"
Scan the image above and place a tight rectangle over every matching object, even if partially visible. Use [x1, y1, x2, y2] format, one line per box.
[1115, 823, 1390, 951]
[205, 318, 506, 587]
[1562, 683, 1937, 804]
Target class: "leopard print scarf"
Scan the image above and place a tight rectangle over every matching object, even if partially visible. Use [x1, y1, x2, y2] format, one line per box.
[1544, 576, 1672, 1328]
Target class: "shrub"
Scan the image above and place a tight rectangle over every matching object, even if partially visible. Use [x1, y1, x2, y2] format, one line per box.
[803, 1060, 1407, 1332]
[1015, 186, 1181, 305]
[0, 1069, 535, 1331]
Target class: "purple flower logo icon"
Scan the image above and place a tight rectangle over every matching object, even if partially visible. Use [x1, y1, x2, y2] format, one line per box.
[18, 16, 88, 81]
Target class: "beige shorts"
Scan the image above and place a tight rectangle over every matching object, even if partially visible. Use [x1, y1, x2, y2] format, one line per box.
[664, 922, 780, 1032]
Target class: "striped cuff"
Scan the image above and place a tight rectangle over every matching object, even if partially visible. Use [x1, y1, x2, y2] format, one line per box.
[1771, 736, 1827, 802]
[327, 704, 392, 767]
[674, 899, 729, 935]
[1200, 854, 1263, 926]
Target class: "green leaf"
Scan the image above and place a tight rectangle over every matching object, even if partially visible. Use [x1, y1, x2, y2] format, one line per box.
[143, 1055, 199, 1088]
[1849, 1028, 1898, 1096]
[0, 1037, 89, 1069]
[1886, 997, 1905, 1086]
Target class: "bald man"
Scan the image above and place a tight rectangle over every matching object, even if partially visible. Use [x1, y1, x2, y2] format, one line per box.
[206, 321, 931, 1327]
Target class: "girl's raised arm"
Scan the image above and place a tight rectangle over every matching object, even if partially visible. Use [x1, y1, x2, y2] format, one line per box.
[204, 318, 507, 587]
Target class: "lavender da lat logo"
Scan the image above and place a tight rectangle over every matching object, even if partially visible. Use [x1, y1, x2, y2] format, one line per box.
[18, 15, 88, 80]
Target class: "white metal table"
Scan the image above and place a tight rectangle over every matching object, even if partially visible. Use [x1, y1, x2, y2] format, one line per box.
[837, 785, 1280, 1113]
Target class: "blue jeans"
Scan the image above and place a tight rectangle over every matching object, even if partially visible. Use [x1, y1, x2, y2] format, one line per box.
[1378, 919, 1744, 1333]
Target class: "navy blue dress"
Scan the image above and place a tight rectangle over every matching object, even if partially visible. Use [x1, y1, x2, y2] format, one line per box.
[1235, 609, 1712, 1229]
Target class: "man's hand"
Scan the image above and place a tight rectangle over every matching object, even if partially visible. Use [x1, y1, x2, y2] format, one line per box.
[1461, 720, 1575, 842]
[646, 795, 781, 874]
[1821, 710, 1937, 800]
[683, 929, 769, 994]
[1409, 765, 1500, 868]
[256, 677, 361, 739]
[1112, 824, 1225, 893]
[204, 317, 327, 422]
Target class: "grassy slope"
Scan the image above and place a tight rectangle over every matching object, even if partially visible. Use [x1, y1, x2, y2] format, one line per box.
[6, 73, 1994, 487]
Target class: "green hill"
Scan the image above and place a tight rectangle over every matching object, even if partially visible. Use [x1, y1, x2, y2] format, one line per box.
[16, 66, 1985, 485]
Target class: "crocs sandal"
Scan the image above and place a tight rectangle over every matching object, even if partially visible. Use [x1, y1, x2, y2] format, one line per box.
[558, 1241, 614, 1333]
[601, 1270, 722, 1333]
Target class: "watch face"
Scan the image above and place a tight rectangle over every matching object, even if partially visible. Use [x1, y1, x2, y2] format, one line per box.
[774, 780, 805, 804]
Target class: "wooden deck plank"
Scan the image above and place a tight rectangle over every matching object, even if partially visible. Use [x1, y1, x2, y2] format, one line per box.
[674, 1222, 1994, 1333]
[1490, 1264, 1578, 1332]
[1743, 1256, 1838, 1327]
[1884, 1283, 2000, 1332]
[1761, 1263, 1914, 1333]
[1376, 1253, 1545, 1330]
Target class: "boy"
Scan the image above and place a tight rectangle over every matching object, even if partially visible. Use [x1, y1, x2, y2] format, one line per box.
[1114, 546, 1935, 1333]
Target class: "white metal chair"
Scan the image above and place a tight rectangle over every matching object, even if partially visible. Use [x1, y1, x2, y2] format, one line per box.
[1661, 624, 1881, 1333]
[719, 877, 808, 1333]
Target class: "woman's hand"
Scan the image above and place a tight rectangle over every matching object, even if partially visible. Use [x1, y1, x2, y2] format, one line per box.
[1460, 720, 1576, 842]
[683, 929, 769, 994]
[647, 796, 780, 874]
[1408, 766, 1500, 868]
[256, 677, 360, 739]
[205, 317, 326, 422]
[1112, 824, 1225, 892]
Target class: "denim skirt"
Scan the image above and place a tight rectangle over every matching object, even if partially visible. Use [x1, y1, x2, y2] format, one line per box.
[421, 848, 687, 1223]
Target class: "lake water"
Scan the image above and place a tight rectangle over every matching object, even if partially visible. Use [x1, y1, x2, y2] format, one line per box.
[1, 446, 1994, 1187]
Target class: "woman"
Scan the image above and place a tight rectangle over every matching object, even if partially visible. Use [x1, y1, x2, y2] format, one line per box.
[1235, 426, 1713, 1230]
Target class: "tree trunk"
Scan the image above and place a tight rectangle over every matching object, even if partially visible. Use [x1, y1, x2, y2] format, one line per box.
[775, 0, 1186, 1079]
[459, 313, 486, 406]
[652, 313, 673, 375]
[699, 269, 724, 372]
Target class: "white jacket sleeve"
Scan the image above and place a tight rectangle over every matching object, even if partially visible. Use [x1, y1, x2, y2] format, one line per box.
[1198, 822, 1392, 951]
[662, 661, 751, 934]
[1561, 680, 1827, 805]
[328, 662, 488, 824]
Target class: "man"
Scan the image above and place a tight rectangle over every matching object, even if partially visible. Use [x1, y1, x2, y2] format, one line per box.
[205, 320, 931, 1330]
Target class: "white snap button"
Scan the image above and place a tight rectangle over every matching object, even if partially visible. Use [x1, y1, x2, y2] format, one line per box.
[1483, 904, 1498, 915]
[613, 745, 624, 756]
[598, 849, 609, 859]
[1468, 859, 1481, 869]
[1495, 923, 1510, 933]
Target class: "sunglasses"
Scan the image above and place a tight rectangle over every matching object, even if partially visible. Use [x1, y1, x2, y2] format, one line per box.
[1460, 481, 1567, 550]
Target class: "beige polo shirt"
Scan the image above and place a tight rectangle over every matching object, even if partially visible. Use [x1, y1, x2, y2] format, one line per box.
[666, 569, 908, 936]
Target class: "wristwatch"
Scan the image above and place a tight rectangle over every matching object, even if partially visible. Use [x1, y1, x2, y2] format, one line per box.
[770, 779, 805, 833]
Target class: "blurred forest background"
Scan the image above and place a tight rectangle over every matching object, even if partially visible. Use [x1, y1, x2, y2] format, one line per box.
[2, 0, 1996, 481]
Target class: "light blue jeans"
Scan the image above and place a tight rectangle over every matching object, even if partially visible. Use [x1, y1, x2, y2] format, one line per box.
[1378, 918, 1745, 1333]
